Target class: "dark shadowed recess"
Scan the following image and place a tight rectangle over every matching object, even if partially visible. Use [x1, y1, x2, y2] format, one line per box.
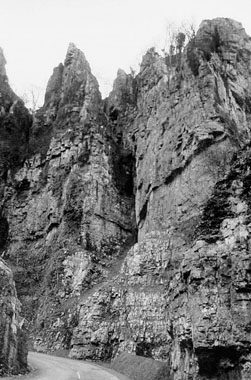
[196, 346, 244, 378]
[111, 148, 135, 197]
[194, 145, 251, 243]
[0, 215, 8, 251]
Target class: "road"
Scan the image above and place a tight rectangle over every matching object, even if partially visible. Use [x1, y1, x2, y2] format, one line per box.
[2, 352, 131, 380]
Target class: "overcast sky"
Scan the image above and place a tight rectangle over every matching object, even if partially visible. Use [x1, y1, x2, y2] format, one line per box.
[0, 0, 251, 106]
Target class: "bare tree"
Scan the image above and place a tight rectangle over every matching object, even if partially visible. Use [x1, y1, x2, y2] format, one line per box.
[162, 22, 177, 62]
[181, 22, 196, 41]
[175, 32, 186, 55]
[29, 88, 40, 115]
[19, 86, 42, 115]
[162, 21, 197, 62]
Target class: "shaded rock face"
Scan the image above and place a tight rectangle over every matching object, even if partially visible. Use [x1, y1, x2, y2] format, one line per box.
[0, 49, 29, 376]
[3, 17, 251, 380]
[0, 259, 27, 375]
[0, 47, 31, 201]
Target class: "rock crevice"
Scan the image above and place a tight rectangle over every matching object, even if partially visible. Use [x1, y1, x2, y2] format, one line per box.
[2, 17, 251, 380]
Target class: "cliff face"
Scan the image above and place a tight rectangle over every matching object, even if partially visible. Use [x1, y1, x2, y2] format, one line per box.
[1, 43, 136, 352]
[0, 47, 31, 253]
[2, 17, 251, 380]
[0, 259, 27, 375]
[69, 18, 251, 380]
[0, 49, 30, 376]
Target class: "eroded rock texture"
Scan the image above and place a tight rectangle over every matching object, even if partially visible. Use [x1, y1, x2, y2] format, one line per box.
[69, 18, 251, 380]
[2, 17, 251, 380]
[0, 259, 27, 375]
[0, 48, 30, 376]
[1, 43, 136, 352]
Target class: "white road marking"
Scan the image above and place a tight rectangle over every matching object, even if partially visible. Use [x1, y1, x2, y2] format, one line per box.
[76, 371, 81, 379]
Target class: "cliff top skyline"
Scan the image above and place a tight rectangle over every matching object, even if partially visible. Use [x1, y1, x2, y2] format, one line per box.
[2, 14, 251, 378]
[0, 0, 251, 107]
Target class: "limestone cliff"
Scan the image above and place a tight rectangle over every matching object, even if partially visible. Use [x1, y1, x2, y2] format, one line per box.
[69, 18, 251, 380]
[0, 47, 31, 253]
[2, 16, 251, 380]
[1, 43, 136, 353]
[0, 259, 27, 375]
[0, 48, 30, 376]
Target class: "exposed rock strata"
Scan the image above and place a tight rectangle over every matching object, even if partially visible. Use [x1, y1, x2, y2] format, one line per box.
[0, 48, 29, 376]
[0, 47, 31, 252]
[1, 16, 251, 380]
[1, 43, 136, 352]
[0, 259, 27, 375]
[69, 18, 251, 380]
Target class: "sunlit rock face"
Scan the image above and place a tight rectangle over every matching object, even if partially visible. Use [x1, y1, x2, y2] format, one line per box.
[3, 17, 251, 380]
[69, 18, 251, 379]
[134, 18, 251, 241]
[1, 43, 136, 352]
[0, 259, 27, 376]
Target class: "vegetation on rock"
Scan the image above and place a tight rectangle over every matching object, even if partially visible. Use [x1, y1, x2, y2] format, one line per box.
[2, 17, 251, 380]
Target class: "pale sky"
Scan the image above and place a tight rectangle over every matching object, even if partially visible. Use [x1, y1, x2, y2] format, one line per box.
[0, 0, 251, 107]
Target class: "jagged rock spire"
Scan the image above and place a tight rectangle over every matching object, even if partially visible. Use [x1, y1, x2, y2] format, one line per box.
[43, 43, 101, 124]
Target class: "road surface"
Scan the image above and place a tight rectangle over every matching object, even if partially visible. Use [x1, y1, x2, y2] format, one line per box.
[2, 352, 131, 380]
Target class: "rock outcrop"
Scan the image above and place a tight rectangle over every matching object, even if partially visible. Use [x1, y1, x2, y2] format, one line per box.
[0, 48, 29, 376]
[0, 47, 31, 253]
[69, 18, 251, 380]
[0, 259, 27, 375]
[1, 43, 136, 352]
[2, 16, 251, 380]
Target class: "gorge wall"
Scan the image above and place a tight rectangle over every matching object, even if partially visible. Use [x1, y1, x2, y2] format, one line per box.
[0, 259, 27, 376]
[0, 47, 29, 375]
[2, 17, 251, 379]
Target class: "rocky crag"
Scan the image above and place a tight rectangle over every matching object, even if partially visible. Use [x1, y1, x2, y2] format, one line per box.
[0, 259, 27, 376]
[2, 17, 251, 379]
[1, 42, 136, 356]
[0, 48, 30, 375]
